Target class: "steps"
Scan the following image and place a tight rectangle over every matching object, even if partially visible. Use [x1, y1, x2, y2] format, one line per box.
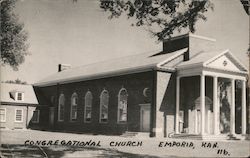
[172, 134, 228, 140]
[120, 131, 138, 137]
[228, 134, 247, 140]
[121, 132, 150, 138]
[171, 133, 247, 140]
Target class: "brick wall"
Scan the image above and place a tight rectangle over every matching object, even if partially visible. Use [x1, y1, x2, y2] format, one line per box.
[33, 71, 154, 135]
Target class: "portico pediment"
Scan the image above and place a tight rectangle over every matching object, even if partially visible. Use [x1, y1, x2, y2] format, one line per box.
[203, 50, 248, 73]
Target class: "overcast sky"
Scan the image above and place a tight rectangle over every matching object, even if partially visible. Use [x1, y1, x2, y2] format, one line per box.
[1, 0, 249, 84]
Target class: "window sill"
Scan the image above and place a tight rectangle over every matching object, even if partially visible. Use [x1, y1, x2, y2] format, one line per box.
[14, 121, 23, 123]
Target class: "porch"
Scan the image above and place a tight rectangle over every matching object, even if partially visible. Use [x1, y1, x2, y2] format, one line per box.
[174, 50, 248, 140]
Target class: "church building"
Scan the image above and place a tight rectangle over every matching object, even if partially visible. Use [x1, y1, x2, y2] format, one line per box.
[33, 34, 249, 139]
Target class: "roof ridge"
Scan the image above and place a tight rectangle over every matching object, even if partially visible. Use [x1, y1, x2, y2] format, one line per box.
[1, 82, 32, 86]
[60, 49, 162, 72]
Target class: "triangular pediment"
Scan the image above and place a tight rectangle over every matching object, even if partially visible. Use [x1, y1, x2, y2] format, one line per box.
[204, 50, 248, 73]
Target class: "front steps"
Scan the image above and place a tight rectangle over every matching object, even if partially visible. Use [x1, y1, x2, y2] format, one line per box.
[171, 133, 247, 140]
[121, 131, 138, 137]
[121, 132, 248, 140]
[121, 131, 150, 138]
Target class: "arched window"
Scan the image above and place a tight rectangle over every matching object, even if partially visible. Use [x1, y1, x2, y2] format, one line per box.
[71, 93, 78, 121]
[118, 88, 128, 123]
[58, 94, 65, 121]
[100, 89, 109, 123]
[84, 91, 93, 123]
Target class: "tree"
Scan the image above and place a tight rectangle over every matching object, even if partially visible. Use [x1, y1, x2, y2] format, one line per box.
[2, 78, 27, 84]
[99, 0, 214, 41]
[1, 0, 28, 70]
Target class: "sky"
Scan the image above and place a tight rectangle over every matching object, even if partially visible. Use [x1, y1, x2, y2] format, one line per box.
[1, 0, 249, 84]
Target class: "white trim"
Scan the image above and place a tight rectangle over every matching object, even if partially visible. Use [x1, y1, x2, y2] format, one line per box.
[200, 75, 205, 134]
[99, 89, 109, 123]
[203, 49, 248, 72]
[0, 108, 6, 122]
[230, 79, 236, 135]
[213, 76, 220, 135]
[203, 70, 246, 81]
[70, 92, 78, 121]
[84, 91, 93, 123]
[177, 66, 247, 81]
[32, 110, 40, 123]
[117, 88, 128, 124]
[15, 109, 23, 122]
[58, 94, 65, 122]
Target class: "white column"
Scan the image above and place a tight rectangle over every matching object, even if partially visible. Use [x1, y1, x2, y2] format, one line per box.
[200, 75, 205, 135]
[194, 109, 198, 134]
[207, 110, 210, 134]
[175, 76, 180, 134]
[213, 76, 219, 135]
[230, 79, 235, 135]
[241, 80, 246, 135]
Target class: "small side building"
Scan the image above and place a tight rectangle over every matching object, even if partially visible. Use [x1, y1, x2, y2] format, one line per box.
[0, 83, 39, 130]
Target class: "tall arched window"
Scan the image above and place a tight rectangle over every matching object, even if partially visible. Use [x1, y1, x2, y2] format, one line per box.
[71, 93, 78, 121]
[118, 88, 128, 123]
[100, 89, 109, 123]
[58, 94, 65, 121]
[84, 91, 93, 123]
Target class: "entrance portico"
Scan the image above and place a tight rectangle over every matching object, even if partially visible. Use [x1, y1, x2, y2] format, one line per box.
[175, 50, 248, 138]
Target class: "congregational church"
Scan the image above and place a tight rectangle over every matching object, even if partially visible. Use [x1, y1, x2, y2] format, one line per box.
[33, 34, 249, 139]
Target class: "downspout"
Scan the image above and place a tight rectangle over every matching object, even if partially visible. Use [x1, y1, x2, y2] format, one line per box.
[55, 83, 60, 128]
[25, 105, 29, 128]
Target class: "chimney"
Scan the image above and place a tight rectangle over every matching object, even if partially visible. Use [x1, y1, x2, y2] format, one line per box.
[162, 33, 216, 61]
[58, 64, 71, 72]
[163, 34, 189, 54]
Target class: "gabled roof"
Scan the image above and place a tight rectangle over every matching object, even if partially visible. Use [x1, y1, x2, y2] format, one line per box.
[176, 49, 248, 74]
[0, 83, 38, 105]
[34, 48, 188, 86]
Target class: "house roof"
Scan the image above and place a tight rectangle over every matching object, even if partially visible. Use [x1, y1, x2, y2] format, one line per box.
[34, 48, 188, 86]
[0, 83, 38, 105]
